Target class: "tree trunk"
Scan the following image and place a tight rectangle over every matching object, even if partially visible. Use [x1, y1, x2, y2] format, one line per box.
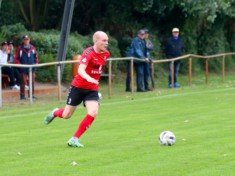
[17, 0, 30, 24]
[16, 0, 49, 31]
[0, 0, 2, 9]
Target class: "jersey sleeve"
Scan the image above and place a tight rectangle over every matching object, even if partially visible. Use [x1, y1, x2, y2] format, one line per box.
[79, 55, 91, 66]
[79, 48, 93, 65]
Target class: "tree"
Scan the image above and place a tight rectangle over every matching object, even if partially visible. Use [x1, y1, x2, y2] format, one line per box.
[1, 0, 234, 57]
[16, 0, 50, 30]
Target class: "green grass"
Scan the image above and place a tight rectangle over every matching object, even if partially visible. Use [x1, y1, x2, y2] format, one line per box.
[0, 75, 235, 176]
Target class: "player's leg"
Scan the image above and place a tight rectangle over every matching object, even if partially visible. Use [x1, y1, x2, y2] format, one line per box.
[44, 86, 82, 124]
[68, 100, 99, 148]
[74, 100, 98, 137]
[44, 105, 77, 124]
[68, 91, 99, 147]
[53, 104, 77, 118]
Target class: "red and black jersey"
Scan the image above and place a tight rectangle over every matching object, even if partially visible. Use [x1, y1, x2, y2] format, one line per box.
[71, 47, 110, 90]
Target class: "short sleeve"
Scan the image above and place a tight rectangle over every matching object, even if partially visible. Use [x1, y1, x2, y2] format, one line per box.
[80, 50, 92, 65]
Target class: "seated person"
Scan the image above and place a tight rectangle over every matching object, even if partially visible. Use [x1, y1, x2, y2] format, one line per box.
[0, 41, 20, 90]
[8, 41, 22, 88]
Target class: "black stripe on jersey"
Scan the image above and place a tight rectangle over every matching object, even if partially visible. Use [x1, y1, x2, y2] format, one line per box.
[83, 47, 94, 57]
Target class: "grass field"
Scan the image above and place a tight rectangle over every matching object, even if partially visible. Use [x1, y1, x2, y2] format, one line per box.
[0, 75, 235, 176]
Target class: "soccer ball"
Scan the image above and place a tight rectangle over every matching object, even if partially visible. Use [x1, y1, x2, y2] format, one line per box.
[159, 131, 176, 146]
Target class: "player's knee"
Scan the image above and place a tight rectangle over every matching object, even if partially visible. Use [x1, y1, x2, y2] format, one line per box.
[88, 110, 98, 118]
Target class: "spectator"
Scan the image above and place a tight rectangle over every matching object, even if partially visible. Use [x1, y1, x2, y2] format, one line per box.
[165, 28, 184, 88]
[143, 29, 154, 90]
[7, 41, 15, 63]
[0, 41, 20, 90]
[15, 35, 39, 100]
[125, 29, 147, 92]
[7, 41, 22, 88]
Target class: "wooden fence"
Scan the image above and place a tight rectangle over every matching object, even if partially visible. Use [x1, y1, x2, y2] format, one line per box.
[0, 52, 235, 107]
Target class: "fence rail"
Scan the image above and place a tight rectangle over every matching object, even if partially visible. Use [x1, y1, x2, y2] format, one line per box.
[0, 52, 235, 107]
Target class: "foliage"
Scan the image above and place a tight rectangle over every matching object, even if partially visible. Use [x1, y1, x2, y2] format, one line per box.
[0, 0, 234, 73]
[0, 1, 24, 27]
[14, 0, 50, 31]
[0, 23, 121, 82]
[36, 54, 57, 82]
[0, 23, 27, 39]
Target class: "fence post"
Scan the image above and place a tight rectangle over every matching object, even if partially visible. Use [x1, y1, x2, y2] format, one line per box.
[0, 66, 2, 108]
[171, 61, 174, 88]
[205, 59, 209, 84]
[130, 59, 134, 93]
[188, 57, 192, 86]
[108, 60, 112, 98]
[57, 64, 62, 101]
[29, 67, 33, 105]
[222, 56, 225, 82]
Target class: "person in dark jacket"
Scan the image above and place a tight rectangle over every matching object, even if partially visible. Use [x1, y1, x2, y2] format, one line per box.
[125, 29, 147, 92]
[143, 29, 154, 90]
[165, 28, 184, 88]
[15, 35, 39, 100]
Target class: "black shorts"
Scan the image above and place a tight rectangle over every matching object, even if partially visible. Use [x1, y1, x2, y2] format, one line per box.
[66, 86, 99, 106]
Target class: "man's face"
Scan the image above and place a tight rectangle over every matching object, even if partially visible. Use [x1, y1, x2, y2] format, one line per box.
[96, 34, 109, 52]
[138, 33, 145, 40]
[8, 44, 13, 50]
[2, 44, 8, 51]
[23, 38, 30, 45]
[172, 32, 179, 38]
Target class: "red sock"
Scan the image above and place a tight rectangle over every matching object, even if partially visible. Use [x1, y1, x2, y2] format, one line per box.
[74, 114, 95, 138]
[53, 108, 64, 118]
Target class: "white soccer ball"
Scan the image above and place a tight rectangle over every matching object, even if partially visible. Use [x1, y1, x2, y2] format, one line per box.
[159, 131, 176, 146]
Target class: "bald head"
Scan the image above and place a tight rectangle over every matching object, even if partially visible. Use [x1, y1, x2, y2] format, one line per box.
[93, 31, 108, 43]
[93, 31, 109, 53]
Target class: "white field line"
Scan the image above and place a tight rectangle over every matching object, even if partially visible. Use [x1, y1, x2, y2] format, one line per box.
[0, 111, 46, 120]
[0, 87, 234, 120]
[101, 87, 235, 106]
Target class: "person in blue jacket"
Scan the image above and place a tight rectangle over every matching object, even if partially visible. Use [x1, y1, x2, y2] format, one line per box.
[165, 28, 184, 88]
[143, 29, 154, 90]
[125, 29, 148, 92]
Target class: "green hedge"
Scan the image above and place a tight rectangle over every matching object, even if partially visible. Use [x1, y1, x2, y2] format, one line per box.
[1, 23, 121, 82]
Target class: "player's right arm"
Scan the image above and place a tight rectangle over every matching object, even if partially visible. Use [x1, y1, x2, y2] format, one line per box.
[78, 63, 98, 85]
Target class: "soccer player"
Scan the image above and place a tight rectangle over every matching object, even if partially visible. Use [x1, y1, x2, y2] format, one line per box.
[44, 31, 110, 147]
